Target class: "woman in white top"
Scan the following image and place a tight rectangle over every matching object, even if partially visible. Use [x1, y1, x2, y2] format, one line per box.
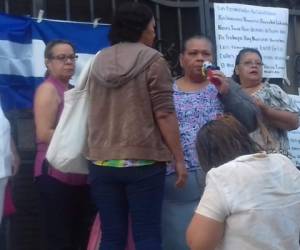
[0, 102, 20, 223]
[187, 114, 300, 250]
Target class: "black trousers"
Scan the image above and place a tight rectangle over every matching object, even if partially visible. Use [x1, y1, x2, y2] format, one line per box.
[36, 175, 95, 250]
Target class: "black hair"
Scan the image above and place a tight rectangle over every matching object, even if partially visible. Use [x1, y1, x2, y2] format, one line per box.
[196, 115, 262, 173]
[109, 2, 153, 45]
[232, 48, 263, 84]
[181, 35, 214, 54]
[44, 40, 76, 77]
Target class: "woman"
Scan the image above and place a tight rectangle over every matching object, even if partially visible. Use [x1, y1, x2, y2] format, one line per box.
[0, 101, 20, 224]
[187, 115, 300, 250]
[161, 35, 258, 250]
[34, 40, 93, 250]
[232, 48, 299, 157]
[85, 3, 187, 250]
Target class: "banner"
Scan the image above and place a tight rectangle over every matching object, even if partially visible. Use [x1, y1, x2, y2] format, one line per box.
[0, 13, 110, 111]
[214, 3, 288, 78]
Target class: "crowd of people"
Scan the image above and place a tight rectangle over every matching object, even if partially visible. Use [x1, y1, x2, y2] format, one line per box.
[1, 2, 300, 250]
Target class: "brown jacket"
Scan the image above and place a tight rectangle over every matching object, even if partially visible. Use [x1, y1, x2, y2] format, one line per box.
[85, 42, 174, 161]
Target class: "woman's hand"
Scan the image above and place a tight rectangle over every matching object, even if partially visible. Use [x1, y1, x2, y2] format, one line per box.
[252, 96, 299, 130]
[252, 96, 267, 111]
[207, 70, 229, 95]
[174, 161, 188, 188]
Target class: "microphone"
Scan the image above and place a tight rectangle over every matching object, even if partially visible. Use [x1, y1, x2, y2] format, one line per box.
[202, 61, 221, 86]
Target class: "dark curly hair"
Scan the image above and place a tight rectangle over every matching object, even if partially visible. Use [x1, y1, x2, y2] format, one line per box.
[232, 48, 263, 84]
[109, 2, 153, 45]
[196, 115, 262, 173]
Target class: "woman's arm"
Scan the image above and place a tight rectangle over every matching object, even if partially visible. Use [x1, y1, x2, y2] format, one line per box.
[187, 214, 224, 250]
[186, 170, 229, 250]
[254, 97, 299, 131]
[34, 83, 60, 144]
[218, 79, 258, 132]
[155, 111, 187, 187]
[147, 56, 187, 188]
[210, 73, 258, 132]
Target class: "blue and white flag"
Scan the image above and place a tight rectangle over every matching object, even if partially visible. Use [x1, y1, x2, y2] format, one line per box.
[0, 13, 110, 111]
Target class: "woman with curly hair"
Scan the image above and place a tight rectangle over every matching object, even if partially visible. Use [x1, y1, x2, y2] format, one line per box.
[85, 2, 187, 250]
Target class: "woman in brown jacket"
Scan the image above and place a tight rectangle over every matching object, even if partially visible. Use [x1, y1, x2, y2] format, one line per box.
[85, 2, 187, 250]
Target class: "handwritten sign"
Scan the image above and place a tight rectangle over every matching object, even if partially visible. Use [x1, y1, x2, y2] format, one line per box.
[214, 3, 288, 78]
[288, 95, 300, 167]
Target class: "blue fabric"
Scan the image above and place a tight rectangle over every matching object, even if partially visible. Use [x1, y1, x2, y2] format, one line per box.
[89, 162, 166, 250]
[0, 13, 110, 111]
[31, 19, 110, 54]
[0, 13, 32, 43]
[0, 75, 43, 110]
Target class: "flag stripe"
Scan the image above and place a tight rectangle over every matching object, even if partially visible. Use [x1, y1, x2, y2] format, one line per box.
[0, 75, 43, 110]
[0, 13, 110, 111]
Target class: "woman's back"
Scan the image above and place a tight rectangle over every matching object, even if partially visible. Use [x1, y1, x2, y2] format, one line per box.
[197, 152, 300, 250]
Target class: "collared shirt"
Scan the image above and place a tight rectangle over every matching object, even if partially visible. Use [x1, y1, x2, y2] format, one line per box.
[250, 82, 300, 158]
[196, 152, 300, 250]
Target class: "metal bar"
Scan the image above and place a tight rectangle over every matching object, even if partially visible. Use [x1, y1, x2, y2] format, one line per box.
[290, 9, 300, 16]
[293, 14, 300, 53]
[4, 0, 9, 13]
[65, 0, 71, 20]
[32, 0, 45, 18]
[204, 0, 211, 38]
[177, 0, 183, 50]
[198, 0, 206, 35]
[293, 14, 300, 86]
[155, 4, 162, 51]
[150, 0, 198, 8]
[31, 16, 111, 25]
[89, 0, 94, 21]
[112, 0, 116, 14]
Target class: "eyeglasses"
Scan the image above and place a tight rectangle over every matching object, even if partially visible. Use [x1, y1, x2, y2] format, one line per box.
[49, 54, 78, 63]
[240, 61, 264, 67]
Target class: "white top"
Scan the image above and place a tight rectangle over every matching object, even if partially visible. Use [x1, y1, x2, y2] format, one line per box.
[196, 152, 300, 250]
[0, 103, 12, 179]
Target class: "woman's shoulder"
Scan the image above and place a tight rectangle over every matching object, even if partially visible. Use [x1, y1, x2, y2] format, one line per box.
[36, 81, 57, 94]
[34, 80, 61, 103]
[255, 82, 287, 101]
[207, 153, 264, 179]
[260, 81, 285, 93]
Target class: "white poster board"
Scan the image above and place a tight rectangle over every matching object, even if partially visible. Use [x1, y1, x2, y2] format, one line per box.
[214, 3, 289, 78]
[288, 94, 300, 167]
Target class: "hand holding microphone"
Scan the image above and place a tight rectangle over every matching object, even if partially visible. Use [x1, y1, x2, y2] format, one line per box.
[201, 61, 221, 86]
[201, 61, 229, 94]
